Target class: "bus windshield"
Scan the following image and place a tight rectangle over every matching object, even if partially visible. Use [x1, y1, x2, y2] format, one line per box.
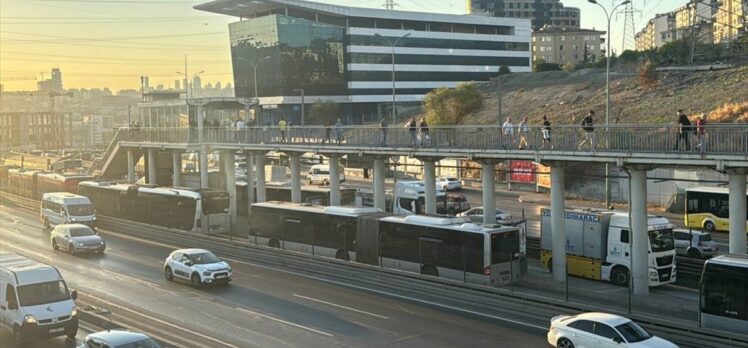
[648, 229, 675, 252]
[701, 262, 748, 321]
[17, 280, 71, 307]
[201, 192, 229, 215]
[67, 204, 93, 216]
[491, 230, 519, 264]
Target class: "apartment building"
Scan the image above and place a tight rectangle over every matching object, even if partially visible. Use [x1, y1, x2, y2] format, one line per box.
[532, 27, 605, 65]
[468, 0, 580, 30]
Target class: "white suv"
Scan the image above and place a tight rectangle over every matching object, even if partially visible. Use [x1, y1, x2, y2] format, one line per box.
[163, 249, 232, 287]
[435, 177, 462, 191]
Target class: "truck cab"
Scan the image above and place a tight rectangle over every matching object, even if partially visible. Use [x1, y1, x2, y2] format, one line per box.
[0, 253, 78, 345]
[40, 192, 96, 230]
[392, 181, 447, 215]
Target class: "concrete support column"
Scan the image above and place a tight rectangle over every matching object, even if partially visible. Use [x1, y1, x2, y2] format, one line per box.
[550, 163, 566, 283]
[245, 154, 255, 205]
[199, 147, 209, 189]
[481, 161, 497, 224]
[373, 158, 386, 211]
[423, 159, 437, 214]
[172, 151, 181, 187]
[147, 149, 157, 185]
[630, 168, 649, 296]
[255, 153, 266, 203]
[290, 155, 301, 203]
[127, 149, 135, 184]
[196, 106, 204, 142]
[729, 170, 747, 255]
[329, 156, 341, 206]
[223, 151, 237, 224]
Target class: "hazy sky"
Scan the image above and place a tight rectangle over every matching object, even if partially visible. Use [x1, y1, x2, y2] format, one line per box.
[0, 0, 688, 91]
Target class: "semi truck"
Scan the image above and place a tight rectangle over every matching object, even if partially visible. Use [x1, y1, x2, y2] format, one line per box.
[392, 181, 447, 215]
[540, 208, 677, 287]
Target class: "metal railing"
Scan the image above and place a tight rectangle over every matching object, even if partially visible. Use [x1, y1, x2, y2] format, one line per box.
[117, 124, 748, 155]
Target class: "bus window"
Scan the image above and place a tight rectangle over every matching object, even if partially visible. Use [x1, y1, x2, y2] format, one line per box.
[702, 263, 748, 321]
[491, 231, 519, 264]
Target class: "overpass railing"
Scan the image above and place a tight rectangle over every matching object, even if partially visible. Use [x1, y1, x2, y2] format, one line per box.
[118, 124, 748, 155]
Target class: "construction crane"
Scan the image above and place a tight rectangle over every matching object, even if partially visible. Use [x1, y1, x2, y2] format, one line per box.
[0, 75, 37, 81]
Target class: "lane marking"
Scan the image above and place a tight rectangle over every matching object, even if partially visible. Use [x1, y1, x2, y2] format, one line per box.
[199, 311, 292, 348]
[82, 292, 241, 348]
[292, 294, 389, 319]
[235, 307, 334, 337]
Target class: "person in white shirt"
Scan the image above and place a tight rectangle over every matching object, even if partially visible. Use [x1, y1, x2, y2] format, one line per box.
[502, 117, 514, 149]
[517, 117, 529, 149]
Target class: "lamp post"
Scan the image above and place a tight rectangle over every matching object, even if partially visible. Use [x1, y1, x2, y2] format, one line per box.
[375, 32, 411, 125]
[589, 0, 630, 208]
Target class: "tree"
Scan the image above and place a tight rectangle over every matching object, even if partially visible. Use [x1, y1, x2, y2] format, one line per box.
[533, 58, 561, 72]
[498, 66, 511, 75]
[423, 83, 483, 126]
[561, 62, 575, 72]
[308, 100, 339, 124]
[638, 59, 658, 89]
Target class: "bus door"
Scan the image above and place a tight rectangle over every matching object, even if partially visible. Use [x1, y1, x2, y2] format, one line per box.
[490, 232, 518, 286]
[418, 237, 442, 277]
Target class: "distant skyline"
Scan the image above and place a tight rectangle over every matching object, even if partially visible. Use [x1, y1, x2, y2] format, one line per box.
[0, 0, 689, 91]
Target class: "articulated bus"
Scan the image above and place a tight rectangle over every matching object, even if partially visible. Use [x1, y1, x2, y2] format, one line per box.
[686, 187, 748, 233]
[79, 181, 230, 234]
[700, 254, 748, 332]
[249, 202, 525, 286]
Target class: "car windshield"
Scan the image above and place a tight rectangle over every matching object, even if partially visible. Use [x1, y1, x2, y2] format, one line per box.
[191, 252, 221, 264]
[70, 227, 95, 237]
[67, 204, 93, 216]
[17, 280, 70, 307]
[116, 338, 162, 348]
[699, 234, 712, 242]
[649, 229, 675, 252]
[447, 177, 458, 181]
[615, 321, 652, 343]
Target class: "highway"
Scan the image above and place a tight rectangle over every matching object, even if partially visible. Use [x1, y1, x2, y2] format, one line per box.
[0, 201, 550, 348]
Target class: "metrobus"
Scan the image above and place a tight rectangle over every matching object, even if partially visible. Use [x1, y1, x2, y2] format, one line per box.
[685, 187, 748, 233]
[79, 181, 230, 234]
[235, 182, 357, 216]
[248, 202, 525, 286]
[7, 169, 44, 199]
[699, 254, 748, 332]
[37, 172, 92, 196]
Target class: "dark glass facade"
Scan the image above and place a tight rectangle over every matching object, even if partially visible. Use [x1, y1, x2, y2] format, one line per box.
[349, 35, 529, 51]
[349, 53, 529, 67]
[230, 15, 346, 98]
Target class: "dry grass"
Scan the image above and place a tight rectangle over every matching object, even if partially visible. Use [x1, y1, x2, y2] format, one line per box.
[707, 101, 748, 122]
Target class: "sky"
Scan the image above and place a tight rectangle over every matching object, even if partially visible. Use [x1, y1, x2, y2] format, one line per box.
[0, 0, 689, 91]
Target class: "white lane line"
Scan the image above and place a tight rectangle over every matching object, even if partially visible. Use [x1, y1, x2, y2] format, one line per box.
[82, 292, 241, 348]
[292, 294, 389, 319]
[235, 307, 334, 337]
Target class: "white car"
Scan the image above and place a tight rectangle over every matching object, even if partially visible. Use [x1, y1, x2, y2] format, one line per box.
[458, 207, 512, 223]
[80, 330, 161, 348]
[306, 164, 346, 185]
[163, 249, 232, 287]
[673, 229, 718, 258]
[547, 312, 678, 348]
[51, 224, 105, 255]
[435, 177, 462, 191]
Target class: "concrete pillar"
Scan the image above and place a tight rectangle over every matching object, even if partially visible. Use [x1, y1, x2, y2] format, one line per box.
[172, 151, 181, 187]
[423, 159, 437, 214]
[255, 153, 266, 203]
[550, 164, 566, 283]
[729, 170, 747, 255]
[373, 158, 386, 211]
[147, 149, 157, 185]
[290, 155, 301, 203]
[199, 147, 209, 189]
[630, 168, 649, 296]
[196, 106, 204, 142]
[329, 156, 341, 206]
[481, 161, 496, 224]
[223, 151, 237, 224]
[127, 149, 135, 184]
[246, 154, 255, 205]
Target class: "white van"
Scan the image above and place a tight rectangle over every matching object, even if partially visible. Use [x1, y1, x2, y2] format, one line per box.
[306, 164, 346, 185]
[0, 253, 78, 345]
[41, 192, 96, 229]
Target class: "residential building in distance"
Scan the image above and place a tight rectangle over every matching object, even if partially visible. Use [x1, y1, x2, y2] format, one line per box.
[635, 13, 675, 51]
[468, 0, 580, 30]
[713, 0, 747, 43]
[674, 0, 716, 43]
[195, 0, 531, 123]
[0, 112, 67, 150]
[532, 27, 605, 65]
[37, 68, 63, 94]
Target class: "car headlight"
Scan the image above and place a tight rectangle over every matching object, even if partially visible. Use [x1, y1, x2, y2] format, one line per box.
[93, 217, 97, 220]
[71, 218, 77, 222]
[227, 266, 232, 273]
[23, 315, 37, 324]
[71, 308, 78, 317]
[203, 271, 212, 276]
[75, 242, 84, 246]
[649, 270, 658, 277]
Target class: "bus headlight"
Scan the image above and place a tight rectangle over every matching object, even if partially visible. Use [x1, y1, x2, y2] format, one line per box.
[23, 315, 37, 324]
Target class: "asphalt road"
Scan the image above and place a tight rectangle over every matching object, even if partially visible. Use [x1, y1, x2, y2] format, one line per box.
[0, 202, 550, 348]
[0, 320, 98, 348]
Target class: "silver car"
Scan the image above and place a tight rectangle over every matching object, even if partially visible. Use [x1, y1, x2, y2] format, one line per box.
[79, 330, 161, 348]
[673, 229, 718, 258]
[51, 224, 105, 255]
[458, 207, 512, 223]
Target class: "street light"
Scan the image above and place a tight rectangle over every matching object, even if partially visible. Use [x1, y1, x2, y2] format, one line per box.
[375, 32, 412, 125]
[589, 0, 629, 208]
[176, 70, 204, 99]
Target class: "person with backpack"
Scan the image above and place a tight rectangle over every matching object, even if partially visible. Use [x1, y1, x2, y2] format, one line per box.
[578, 110, 596, 150]
[675, 109, 692, 151]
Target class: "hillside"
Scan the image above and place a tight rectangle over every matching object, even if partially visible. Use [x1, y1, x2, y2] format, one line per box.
[467, 66, 748, 125]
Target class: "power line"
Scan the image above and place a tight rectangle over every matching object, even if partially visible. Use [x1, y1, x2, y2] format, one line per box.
[0, 50, 226, 63]
[0, 56, 230, 66]
[0, 30, 226, 43]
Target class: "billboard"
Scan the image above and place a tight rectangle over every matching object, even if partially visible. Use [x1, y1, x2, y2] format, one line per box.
[510, 161, 535, 183]
[536, 163, 551, 189]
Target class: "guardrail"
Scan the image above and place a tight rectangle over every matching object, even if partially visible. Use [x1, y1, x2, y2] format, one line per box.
[117, 124, 748, 155]
[1, 191, 745, 348]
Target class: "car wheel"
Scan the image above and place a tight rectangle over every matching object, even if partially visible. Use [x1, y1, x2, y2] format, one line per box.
[52, 239, 59, 251]
[307, 178, 312, 185]
[557, 338, 575, 348]
[442, 185, 448, 192]
[164, 266, 174, 281]
[611, 267, 629, 287]
[191, 273, 201, 288]
[68, 243, 76, 255]
[687, 248, 701, 258]
[335, 249, 350, 261]
[43, 218, 50, 229]
[323, 179, 329, 186]
[704, 221, 715, 232]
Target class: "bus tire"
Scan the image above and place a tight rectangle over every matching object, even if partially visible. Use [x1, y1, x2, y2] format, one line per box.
[687, 248, 701, 258]
[335, 249, 350, 261]
[307, 178, 312, 185]
[269, 239, 280, 249]
[704, 220, 715, 232]
[611, 267, 629, 287]
[323, 179, 329, 186]
[421, 265, 439, 277]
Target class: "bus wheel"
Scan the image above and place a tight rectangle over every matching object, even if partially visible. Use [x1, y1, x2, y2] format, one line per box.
[704, 221, 715, 232]
[611, 267, 629, 287]
[421, 265, 439, 277]
[335, 250, 350, 261]
[269, 239, 280, 249]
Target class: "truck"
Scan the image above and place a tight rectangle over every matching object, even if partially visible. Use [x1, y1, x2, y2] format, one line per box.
[540, 208, 677, 287]
[392, 181, 447, 215]
[0, 253, 79, 345]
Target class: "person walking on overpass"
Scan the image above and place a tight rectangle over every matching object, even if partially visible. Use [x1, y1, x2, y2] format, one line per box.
[517, 116, 529, 149]
[541, 115, 552, 149]
[380, 117, 388, 146]
[278, 118, 287, 143]
[578, 110, 596, 150]
[502, 117, 514, 149]
[695, 113, 707, 152]
[419, 117, 430, 147]
[675, 109, 691, 151]
[407, 117, 418, 147]
[335, 118, 343, 145]
[323, 120, 331, 145]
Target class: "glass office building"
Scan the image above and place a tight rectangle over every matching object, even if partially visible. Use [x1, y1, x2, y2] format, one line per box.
[196, 0, 532, 123]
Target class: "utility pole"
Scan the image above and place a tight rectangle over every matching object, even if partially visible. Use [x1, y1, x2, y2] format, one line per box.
[689, 1, 699, 65]
[618, 1, 639, 52]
